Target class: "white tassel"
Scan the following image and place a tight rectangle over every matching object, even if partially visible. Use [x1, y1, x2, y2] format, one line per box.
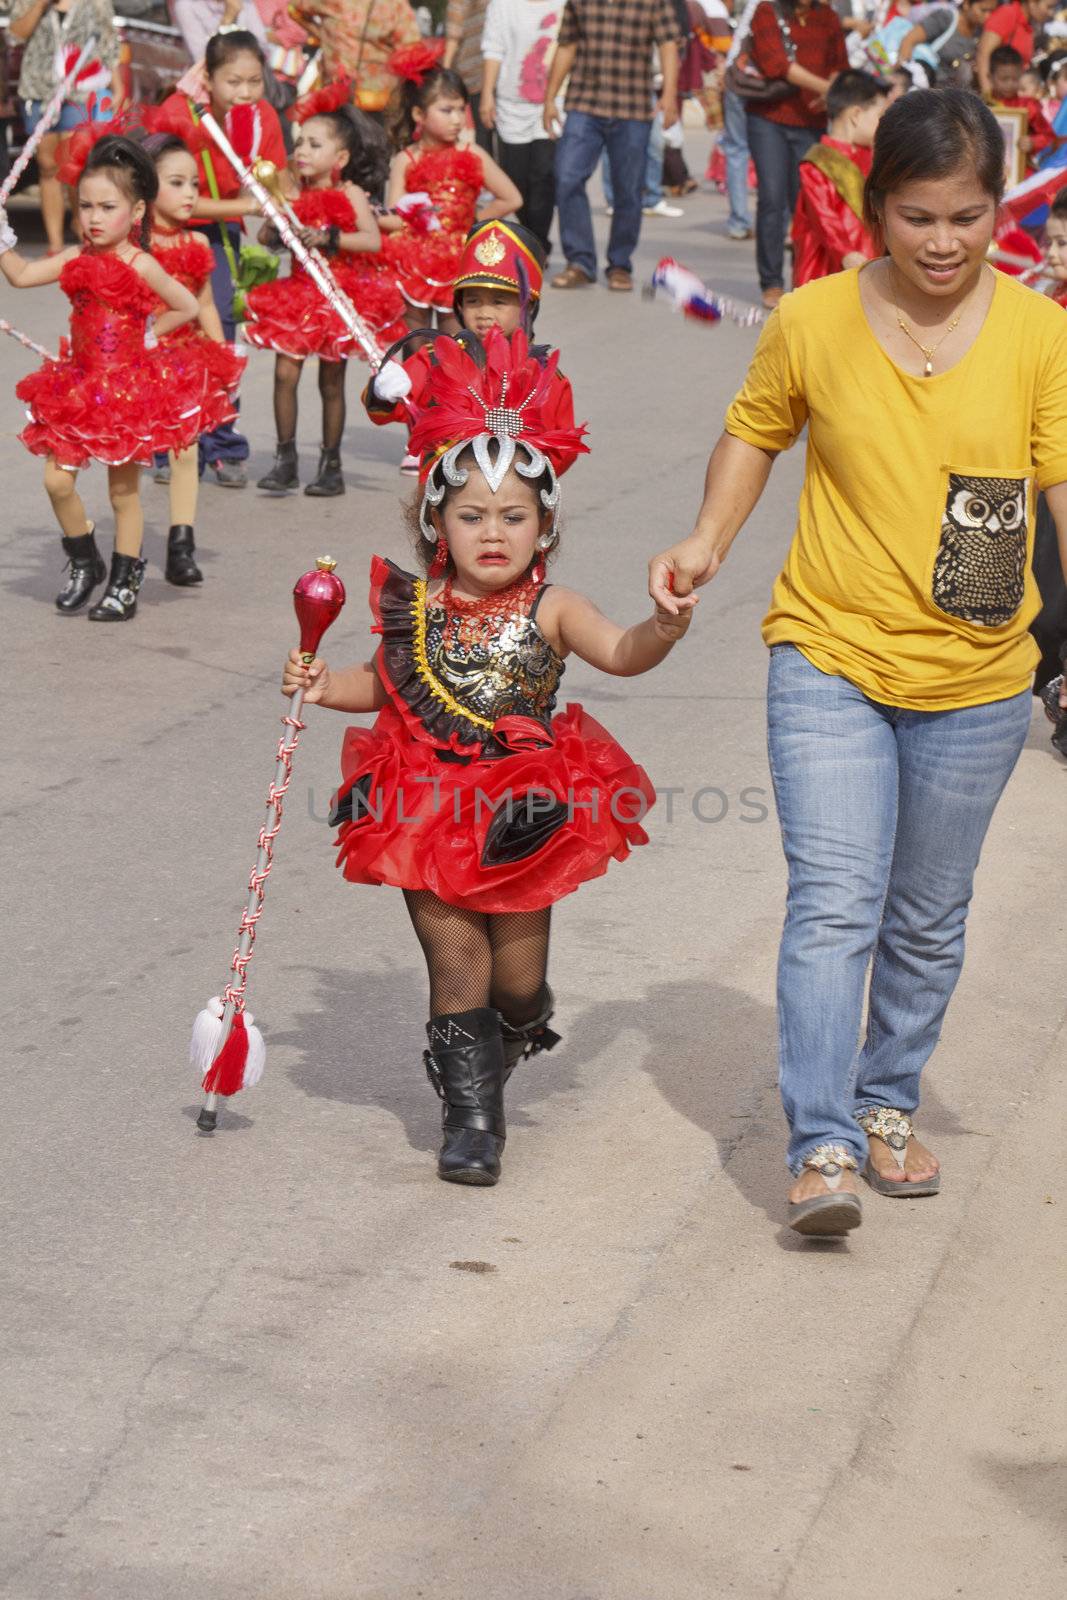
[190, 996, 225, 1077]
[242, 1012, 266, 1088]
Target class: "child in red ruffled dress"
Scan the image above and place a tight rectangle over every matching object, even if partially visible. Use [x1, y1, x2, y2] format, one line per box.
[0, 134, 207, 621]
[281, 329, 694, 1189]
[142, 124, 247, 586]
[379, 40, 522, 334]
[242, 81, 406, 497]
[365, 217, 574, 474]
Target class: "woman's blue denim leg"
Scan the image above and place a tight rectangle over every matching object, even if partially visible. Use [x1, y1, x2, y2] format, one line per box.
[720, 89, 751, 233]
[768, 646, 899, 1173]
[200, 225, 249, 467]
[555, 111, 606, 279]
[853, 688, 1031, 1118]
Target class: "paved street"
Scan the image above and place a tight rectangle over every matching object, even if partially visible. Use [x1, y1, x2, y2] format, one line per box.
[2, 146, 1065, 1599]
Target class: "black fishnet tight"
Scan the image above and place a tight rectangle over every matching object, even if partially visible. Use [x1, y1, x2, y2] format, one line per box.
[272, 358, 346, 450]
[403, 890, 551, 1022]
[272, 355, 300, 443]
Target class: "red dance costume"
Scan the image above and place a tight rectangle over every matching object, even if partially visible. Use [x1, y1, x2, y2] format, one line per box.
[332, 559, 654, 914]
[384, 145, 486, 311]
[792, 139, 874, 288]
[243, 188, 408, 360]
[17, 253, 223, 470]
[150, 228, 246, 404]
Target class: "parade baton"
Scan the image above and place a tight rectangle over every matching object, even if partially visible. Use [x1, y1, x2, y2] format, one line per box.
[0, 319, 58, 362]
[0, 35, 99, 206]
[645, 258, 768, 329]
[189, 558, 346, 1134]
[199, 112, 386, 369]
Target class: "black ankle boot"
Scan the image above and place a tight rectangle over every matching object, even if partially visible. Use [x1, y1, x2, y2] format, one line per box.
[257, 440, 298, 492]
[500, 985, 561, 1083]
[87, 551, 147, 621]
[165, 525, 202, 586]
[55, 526, 106, 613]
[424, 1007, 507, 1185]
[303, 447, 345, 497]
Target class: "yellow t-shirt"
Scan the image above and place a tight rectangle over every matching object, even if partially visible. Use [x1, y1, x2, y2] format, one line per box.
[725, 267, 1067, 709]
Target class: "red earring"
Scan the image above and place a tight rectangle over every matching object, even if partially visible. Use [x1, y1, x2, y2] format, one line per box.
[330, 161, 344, 185]
[531, 556, 545, 585]
[429, 536, 450, 578]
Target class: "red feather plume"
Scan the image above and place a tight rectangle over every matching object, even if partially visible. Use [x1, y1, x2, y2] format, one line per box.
[408, 328, 589, 480]
[387, 38, 446, 85]
[289, 76, 354, 123]
[55, 105, 142, 186]
[141, 99, 209, 154]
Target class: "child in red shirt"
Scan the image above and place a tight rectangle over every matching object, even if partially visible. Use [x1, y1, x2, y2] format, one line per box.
[792, 70, 888, 289]
[988, 44, 1057, 170]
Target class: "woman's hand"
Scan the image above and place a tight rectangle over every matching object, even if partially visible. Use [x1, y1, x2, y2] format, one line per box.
[648, 533, 720, 613]
[480, 92, 496, 130]
[282, 648, 331, 704]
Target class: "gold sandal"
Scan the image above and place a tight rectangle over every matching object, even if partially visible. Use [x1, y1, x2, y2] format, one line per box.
[858, 1107, 941, 1197]
[788, 1145, 863, 1236]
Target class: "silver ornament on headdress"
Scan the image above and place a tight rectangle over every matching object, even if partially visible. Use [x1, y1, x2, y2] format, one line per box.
[419, 372, 561, 549]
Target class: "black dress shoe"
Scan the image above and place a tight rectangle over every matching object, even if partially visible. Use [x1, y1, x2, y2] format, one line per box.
[165, 525, 202, 586]
[304, 448, 345, 497]
[55, 526, 106, 613]
[424, 1007, 507, 1185]
[88, 552, 147, 621]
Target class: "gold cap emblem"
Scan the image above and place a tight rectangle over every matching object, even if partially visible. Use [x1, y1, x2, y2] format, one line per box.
[474, 231, 507, 266]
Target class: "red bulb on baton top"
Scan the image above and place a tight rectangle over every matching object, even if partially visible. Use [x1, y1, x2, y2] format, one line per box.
[294, 556, 346, 662]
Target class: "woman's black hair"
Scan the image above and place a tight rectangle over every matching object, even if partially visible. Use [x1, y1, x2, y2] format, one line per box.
[301, 106, 391, 194]
[204, 29, 266, 77]
[81, 134, 159, 206]
[386, 66, 469, 151]
[864, 88, 1005, 237]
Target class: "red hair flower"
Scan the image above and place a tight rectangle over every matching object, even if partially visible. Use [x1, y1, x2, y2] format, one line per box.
[141, 99, 209, 153]
[55, 105, 140, 186]
[289, 76, 354, 123]
[387, 38, 446, 86]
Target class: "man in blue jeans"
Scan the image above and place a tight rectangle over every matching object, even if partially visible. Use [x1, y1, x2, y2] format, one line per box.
[542, 0, 681, 292]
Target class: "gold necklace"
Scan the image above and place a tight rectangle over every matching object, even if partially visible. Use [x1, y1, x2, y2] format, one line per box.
[892, 278, 970, 378]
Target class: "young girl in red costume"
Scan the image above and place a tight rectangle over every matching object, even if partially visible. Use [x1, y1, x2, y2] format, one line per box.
[281, 329, 693, 1188]
[0, 134, 205, 621]
[379, 41, 522, 332]
[157, 30, 286, 489]
[142, 121, 247, 585]
[243, 81, 406, 498]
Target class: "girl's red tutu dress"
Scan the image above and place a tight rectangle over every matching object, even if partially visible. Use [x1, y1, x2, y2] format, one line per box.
[17, 253, 219, 470]
[150, 229, 246, 409]
[383, 146, 485, 313]
[331, 559, 655, 914]
[243, 189, 408, 361]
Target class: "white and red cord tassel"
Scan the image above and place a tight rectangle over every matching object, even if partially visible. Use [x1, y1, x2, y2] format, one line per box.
[190, 997, 266, 1095]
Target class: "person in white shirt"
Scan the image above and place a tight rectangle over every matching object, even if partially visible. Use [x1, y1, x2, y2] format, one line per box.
[480, 0, 559, 251]
[171, 0, 270, 63]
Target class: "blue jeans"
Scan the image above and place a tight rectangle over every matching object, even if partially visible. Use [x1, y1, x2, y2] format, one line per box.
[720, 89, 751, 233]
[555, 110, 651, 278]
[199, 223, 249, 466]
[767, 645, 1031, 1174]
[746, 113, 818, 290]
[601, 110, 664, 210]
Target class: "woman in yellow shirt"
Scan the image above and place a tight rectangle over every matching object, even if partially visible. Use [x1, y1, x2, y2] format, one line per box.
[650, 90, 1067, 1237]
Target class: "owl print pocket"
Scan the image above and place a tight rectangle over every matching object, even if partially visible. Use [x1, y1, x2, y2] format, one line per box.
[930, 469, 1030, 628]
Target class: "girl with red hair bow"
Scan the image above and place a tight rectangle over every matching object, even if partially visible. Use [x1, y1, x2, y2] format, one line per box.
[377, 41, 522, 329]
[279, 328, 693, 1191]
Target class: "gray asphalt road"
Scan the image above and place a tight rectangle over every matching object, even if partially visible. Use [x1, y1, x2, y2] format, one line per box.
[2, 144, 1065, 1600]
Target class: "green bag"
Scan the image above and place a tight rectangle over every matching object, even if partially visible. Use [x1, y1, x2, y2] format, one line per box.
[191, 101, 280, 319]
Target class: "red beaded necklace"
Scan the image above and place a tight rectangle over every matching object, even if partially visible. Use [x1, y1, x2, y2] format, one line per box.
[439, 572, 538, 649]
[151, 221, 191, 239]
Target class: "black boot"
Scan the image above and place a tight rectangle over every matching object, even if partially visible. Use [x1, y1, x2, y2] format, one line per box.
[500, 984, 561, 1083]
[55, 526, 106, 613]
[165, 525, 202, 586]
[424, 1007, 507, 1185]
[87, 551, 146, 621]
[303, 447, 345, 497]
[257, 440, 298, 492]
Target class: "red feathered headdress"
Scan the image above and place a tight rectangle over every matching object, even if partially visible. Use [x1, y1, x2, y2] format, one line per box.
[140, 98, 209, 154]
[289, 76, 354, 123]
[55, 105, 142, 186]
[409, 329, 587, 483]
[387, 38, 446, 86]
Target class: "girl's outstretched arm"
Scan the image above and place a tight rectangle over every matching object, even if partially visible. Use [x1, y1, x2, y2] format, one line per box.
[0, 225, 76, 287]
[281, 649, 388, 712]
[546, 587, 693, 678]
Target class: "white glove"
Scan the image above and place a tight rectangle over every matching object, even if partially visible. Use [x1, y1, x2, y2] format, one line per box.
[374, 359, 413, 402]
[0, 210, 17, 255]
